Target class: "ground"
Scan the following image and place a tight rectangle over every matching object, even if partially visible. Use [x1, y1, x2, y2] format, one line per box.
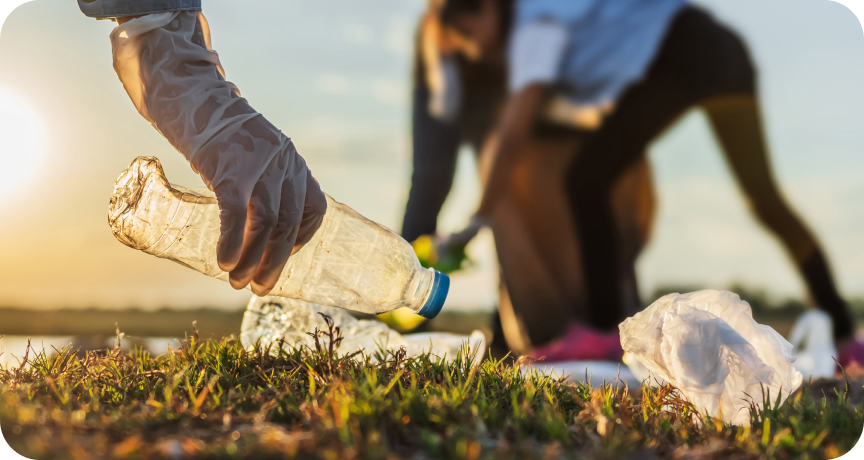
[0, 322, 862, 460]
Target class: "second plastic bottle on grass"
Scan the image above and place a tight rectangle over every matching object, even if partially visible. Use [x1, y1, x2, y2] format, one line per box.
[240, 295, 486, 366]
[108, 157, 449, 318]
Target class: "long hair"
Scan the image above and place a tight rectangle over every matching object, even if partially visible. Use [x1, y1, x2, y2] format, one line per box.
[440, 0, 515, 43]
[414, 1, 509, 146]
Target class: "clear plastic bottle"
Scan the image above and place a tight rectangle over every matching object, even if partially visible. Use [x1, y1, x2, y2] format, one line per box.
[240, 295, 403, 355]
[240, 295, 486, 366]
[108, 157, 449, 318]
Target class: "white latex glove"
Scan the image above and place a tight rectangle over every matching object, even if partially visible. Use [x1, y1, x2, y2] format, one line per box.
[110, 11, 326, 295]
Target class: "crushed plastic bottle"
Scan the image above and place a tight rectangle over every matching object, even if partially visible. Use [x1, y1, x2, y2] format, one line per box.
[109, 157, 449, 318]
[240, 295, 486, 366]
[619, 290, 803, 426]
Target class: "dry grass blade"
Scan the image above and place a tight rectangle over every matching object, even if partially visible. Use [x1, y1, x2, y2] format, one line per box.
[0, 331, 860, 460]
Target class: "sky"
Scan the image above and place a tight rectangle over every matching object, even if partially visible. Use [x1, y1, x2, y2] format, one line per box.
[0, 0, 862, 312]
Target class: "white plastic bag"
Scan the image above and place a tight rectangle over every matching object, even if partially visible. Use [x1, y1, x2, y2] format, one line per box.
[620, 290, 803, 426]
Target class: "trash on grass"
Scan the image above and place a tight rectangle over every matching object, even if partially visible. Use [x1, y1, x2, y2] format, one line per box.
[788, 309, 837, 380]
[523, 360, 643, 388]
[620, 290, 803, 426]
[240, 296, 486, 367]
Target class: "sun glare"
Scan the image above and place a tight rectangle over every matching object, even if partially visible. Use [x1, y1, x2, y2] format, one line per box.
[0, 87, 45, 202]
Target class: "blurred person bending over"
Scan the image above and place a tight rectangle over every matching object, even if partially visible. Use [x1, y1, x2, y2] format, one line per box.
[77, 1, 327, 298]
[436, 0, 864, 365]
[403, 7, 656, 360]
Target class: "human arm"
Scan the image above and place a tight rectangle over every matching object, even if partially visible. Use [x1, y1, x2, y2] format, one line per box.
[474, 20, 567, 217]
[475, 83, 547, 217]
[110, 12, 325, 295]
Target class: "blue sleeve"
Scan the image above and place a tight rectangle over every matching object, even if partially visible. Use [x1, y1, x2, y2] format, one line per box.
[515, 0, 594, 25]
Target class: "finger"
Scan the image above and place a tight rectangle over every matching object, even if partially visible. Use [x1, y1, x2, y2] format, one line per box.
[250, 175, 306, 295]
[214, 183, 247, 272]
[228, 180, 279, 289]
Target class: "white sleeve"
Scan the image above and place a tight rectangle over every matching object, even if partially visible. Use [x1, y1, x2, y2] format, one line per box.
[507, 20, 569, 94]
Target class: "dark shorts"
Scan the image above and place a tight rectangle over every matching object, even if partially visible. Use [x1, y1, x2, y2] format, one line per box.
[78, 0, 201, 19]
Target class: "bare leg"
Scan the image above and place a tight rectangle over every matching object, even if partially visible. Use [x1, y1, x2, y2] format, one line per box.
[703, 94, 854, 341]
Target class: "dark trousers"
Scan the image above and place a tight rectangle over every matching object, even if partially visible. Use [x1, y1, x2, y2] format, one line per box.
[401, 87, 462, 243]
[566, 7, 853, 340]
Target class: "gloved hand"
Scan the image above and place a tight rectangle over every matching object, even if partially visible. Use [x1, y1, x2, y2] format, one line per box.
[110, 11, 326, 295]
[440, 215, 487, 250]
[412, 215, 486, 274]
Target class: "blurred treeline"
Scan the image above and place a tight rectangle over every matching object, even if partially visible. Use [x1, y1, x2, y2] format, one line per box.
[1, 286, 861, 340]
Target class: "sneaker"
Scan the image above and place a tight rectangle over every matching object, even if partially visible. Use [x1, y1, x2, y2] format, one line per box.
[530, 322, 624, 362]
[837, 338, 864, 369]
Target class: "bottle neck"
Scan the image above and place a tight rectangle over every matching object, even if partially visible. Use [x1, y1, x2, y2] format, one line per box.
[412, 269, 449, 319]
[408, 267, 436, 313]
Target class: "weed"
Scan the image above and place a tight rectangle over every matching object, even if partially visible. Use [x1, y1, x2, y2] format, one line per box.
[0, 325, 861, 459]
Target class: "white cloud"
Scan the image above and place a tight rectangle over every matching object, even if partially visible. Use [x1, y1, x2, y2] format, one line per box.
[292, 115, 407, 165]
[317, 74, 350, 95]
[373, 78, 408, 106]
[341, 23, 375, 47]
[384, 17, 414, 56]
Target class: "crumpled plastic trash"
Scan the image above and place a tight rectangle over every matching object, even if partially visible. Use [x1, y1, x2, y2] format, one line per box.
[622, 352, 667, 387]
[620, 290, 803, 426]
[523, 360, 643, 388]
[241, 296, 486, 367]
[788, 309, 837, 380]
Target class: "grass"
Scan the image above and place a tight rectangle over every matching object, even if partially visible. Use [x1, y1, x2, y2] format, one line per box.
[0, 321, 862, 460]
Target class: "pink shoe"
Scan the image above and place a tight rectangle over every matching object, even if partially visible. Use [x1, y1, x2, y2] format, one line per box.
[837, 338, 864, 369]
[530, 322, 624, 362]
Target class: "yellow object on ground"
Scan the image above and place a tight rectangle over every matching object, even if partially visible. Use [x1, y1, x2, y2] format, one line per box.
[377, 307, 428, 333]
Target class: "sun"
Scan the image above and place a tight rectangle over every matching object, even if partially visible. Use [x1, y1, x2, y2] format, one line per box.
[0, 87, 45, 202]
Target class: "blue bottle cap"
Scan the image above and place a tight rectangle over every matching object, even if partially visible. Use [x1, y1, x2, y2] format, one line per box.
[416, 270, 449, 319]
